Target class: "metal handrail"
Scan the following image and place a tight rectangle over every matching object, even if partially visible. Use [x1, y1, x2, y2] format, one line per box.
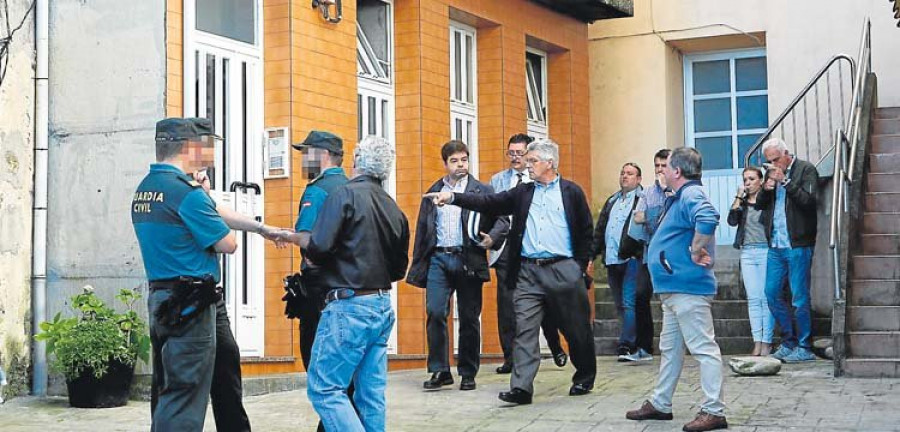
[828, 18, 872, 301]
[742, 54, 855, 167]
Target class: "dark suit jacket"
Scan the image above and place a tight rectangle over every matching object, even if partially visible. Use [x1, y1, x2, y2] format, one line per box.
[450, 177, 593, 290]
[756, 158, 819, 248]
[406, 175, 509, 288]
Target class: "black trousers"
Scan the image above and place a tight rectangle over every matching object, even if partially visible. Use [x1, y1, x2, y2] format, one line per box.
[151, 299, 251, 432]
[211, 300, 252, 432]
[495, 252, 565, 366]
[635, 264, 655, 354]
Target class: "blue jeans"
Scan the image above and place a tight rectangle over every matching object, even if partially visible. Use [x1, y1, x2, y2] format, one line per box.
[607, 259, 639, 350]
[307, 292, 395, 432]
[765, 247, 814, 349]
[741, 245, 775, 343]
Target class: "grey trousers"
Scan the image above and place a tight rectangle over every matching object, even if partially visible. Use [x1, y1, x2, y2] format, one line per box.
[510, 259, 596, 394]
[149, 289, 216, 432]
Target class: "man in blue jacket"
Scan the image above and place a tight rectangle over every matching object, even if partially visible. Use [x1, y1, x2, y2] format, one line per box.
[626, 147, 727, 432]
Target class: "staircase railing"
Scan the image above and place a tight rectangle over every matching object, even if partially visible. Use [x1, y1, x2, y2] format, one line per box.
[829, 18, 872, 301]
[742, 58, 855, 169]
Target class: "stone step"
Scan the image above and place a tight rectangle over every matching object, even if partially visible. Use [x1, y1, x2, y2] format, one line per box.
[870, 153, 900, 173]
[872, 135, 900, 154]
[849, 279, 900, 306]
[860, 234, 900, 255]
[862, 213, 900, 234]
[867, 172, 900, 192]
[593, 318, 751, 338]
[874, 118, 900, 135]
[593, 283, 746, 302]
[865, 192, 900, 212]
[848, 331, 900, 358]
[877, 107, 900, 119]
[594, 300, 750, 321]
[848, 306, 900, 331]
[593, 336, 757, 356]
[843, 358, 900, 378]
[852, 255, 900, 279]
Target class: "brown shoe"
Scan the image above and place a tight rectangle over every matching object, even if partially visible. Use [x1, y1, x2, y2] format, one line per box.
[682, 411, 728, 431]
[626, 400, 674, 421]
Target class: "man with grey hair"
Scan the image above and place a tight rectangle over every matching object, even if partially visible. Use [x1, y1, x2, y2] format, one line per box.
[426, 138, 596, 405]
[626, 147, 727, 432]
[304, 136, 410, 431]
[759, 138, 819, 363]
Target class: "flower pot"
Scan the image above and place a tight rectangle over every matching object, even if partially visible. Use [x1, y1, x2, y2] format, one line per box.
[66, 359, 135, 408]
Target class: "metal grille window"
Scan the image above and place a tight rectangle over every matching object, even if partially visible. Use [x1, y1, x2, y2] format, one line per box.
[450, 22, 478, 177]
[526, 48, 548, 139]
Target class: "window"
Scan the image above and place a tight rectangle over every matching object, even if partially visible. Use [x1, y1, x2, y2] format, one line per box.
[685, 50, 769, 171]
[195, 0, 257, 45]
[357, 0, 391, 82]
[450, 22, 478, 176]
[526, 48, 548, 139]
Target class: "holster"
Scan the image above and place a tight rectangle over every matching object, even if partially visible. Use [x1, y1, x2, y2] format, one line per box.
[155, 275, 221, 327]
[282, 273, 308, 319]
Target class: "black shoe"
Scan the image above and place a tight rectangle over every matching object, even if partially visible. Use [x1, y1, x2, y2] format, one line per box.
[569, 383, 592, 396]
[460, 376, 476, 391]
[496, 363, 513, 374]
[498, 388, 533, 405]
[553, 351, 568, 367]
[423, 372, 453, 390]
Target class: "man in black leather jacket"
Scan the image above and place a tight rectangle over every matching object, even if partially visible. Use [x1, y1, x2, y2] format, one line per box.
[304, 136, 410, 432]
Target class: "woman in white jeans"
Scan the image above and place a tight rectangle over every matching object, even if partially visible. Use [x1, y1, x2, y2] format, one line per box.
[727, 166, 775, 356]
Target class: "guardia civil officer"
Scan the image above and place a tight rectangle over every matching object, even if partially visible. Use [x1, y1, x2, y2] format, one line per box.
[132, 118, 236, 431]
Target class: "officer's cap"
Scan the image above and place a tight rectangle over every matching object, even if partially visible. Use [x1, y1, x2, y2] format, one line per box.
[155, 118, 221, 142]
[292, 130, 343, 156]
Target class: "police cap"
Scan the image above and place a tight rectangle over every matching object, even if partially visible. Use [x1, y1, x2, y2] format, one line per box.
[292, 130, 343, 155]
[155, 118, 221, 142]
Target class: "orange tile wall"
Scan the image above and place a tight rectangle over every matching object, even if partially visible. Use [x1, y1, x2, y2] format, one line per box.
[166, 0, 591, 376]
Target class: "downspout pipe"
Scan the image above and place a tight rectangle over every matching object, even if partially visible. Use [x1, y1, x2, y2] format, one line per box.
[31, 0, 49, 396]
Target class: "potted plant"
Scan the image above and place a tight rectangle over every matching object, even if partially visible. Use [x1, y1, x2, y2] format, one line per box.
[35, 286, 151, 408]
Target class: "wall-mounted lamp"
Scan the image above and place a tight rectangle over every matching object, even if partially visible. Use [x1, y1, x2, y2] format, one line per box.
[312, 0, 342, 24]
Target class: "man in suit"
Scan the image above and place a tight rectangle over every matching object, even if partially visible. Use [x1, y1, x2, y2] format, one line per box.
[408, 140, 509, 391]
[426, 138, 596, 405]
[490, 133, 567, 374]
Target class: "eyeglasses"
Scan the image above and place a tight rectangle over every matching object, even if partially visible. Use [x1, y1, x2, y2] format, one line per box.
[507, 150, 526, 157]
[524, 157, 545, 165]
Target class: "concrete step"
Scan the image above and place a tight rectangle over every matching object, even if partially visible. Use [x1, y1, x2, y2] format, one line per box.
[848, 306, 900, 331]
[867, 173, 900, 192]
[593, 336, 756, 356]
[594, 300, 750, 321]
[593, 318, 751, 338]
[872, 135, 900, 154]
[862, 213, 900, 234]
[874, 118, 900, 135]
[851, 255, 900, 279]
[593, 283, 746, 302]
[848, 331, 900, 358]
[843, 358, 900, 378]
[870, 154, 900, 173]
[860, 234, 900, 254]
[876, 107, 900, 119]
[849, 279, 900, 306]
[865, 192, 900, 212]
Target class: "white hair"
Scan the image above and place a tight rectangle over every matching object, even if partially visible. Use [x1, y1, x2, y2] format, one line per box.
[354, 136, 395, 180]
[526, 138, 560, 170]
[761, 138, 791, 155]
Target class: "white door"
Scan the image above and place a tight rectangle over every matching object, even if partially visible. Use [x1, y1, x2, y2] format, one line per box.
[685, 49, 768, 245]
[184, 0, 266, 356]
[357, 0, 399, 353]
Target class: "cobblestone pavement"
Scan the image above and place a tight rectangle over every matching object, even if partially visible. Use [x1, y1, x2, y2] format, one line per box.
[2, 357, 899, 431]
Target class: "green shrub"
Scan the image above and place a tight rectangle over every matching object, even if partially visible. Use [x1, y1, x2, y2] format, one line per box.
[35, 286, 151, 380]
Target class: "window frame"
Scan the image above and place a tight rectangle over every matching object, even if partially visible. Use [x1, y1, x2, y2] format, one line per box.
[356, 0, 393, 85]
[449, 21, 478, 177]
[683, 48, 769, 174]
